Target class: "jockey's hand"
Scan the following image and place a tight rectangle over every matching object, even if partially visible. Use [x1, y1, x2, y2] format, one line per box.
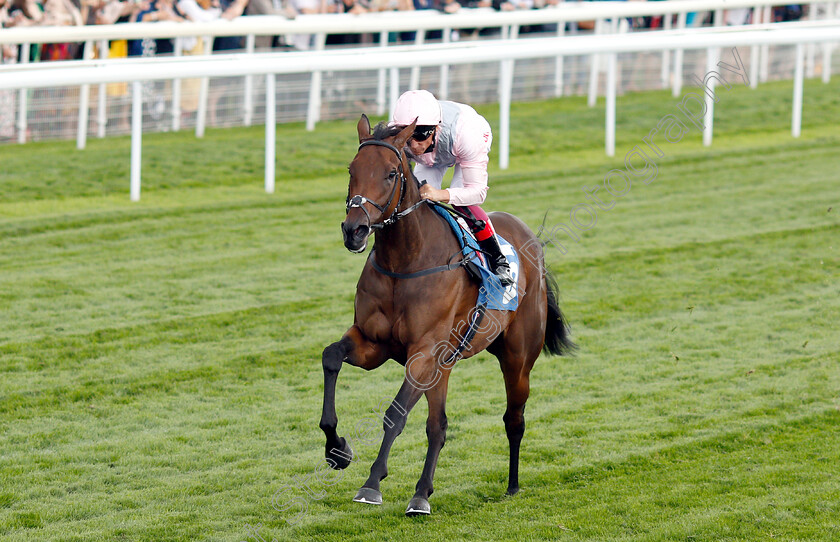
[420, 185, 450, 203]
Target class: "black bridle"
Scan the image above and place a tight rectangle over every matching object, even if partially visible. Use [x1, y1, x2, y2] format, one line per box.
[347, 138, 476, 283]
[346, 139, 426, 230]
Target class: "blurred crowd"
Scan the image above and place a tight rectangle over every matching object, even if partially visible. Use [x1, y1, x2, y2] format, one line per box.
[0, 0, 809, 63]
[0, 0, 810, 140]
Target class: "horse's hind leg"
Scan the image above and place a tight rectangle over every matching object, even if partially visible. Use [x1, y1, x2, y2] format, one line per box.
[320, 326, 388, 470]
[492, 327, 541, 496]
[501, 362, 531, 496]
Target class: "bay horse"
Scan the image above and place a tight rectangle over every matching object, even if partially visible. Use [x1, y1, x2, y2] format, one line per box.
[319, 115, 574, 516]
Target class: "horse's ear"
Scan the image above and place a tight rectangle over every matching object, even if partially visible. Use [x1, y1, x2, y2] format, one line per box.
[357, 114, 372, 143]
[393, 119, 417, 149]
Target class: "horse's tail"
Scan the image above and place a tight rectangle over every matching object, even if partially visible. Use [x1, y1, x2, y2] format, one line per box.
[543, 268, 576, 356]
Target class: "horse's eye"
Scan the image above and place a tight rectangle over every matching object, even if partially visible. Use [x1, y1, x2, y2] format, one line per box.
[388, 170, 397, 180]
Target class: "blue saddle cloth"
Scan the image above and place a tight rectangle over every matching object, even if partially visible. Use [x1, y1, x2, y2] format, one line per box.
[430, 204, 519, 312]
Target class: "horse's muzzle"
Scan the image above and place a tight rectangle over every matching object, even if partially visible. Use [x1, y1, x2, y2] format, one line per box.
[341, 221, 371, 253]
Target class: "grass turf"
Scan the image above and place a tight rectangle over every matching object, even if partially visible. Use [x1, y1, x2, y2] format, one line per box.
[1, 77, 839, 541]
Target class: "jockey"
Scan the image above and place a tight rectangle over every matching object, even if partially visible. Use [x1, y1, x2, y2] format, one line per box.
[391, 90, 514, 287]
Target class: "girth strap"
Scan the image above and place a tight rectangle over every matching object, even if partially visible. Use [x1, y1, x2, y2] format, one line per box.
[368, 249, 467, 279]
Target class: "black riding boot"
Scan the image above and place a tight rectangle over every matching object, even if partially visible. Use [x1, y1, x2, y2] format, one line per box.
[478, 235, 514, 286]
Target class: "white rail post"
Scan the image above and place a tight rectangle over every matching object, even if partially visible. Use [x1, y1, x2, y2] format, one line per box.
[244, 33, 255, 127]
[97, 39, 108, 137]
[588, 18, 603, 107]
[792, 43, 804, 137]
[409, 29, 426, 90]
[554, 22, 565, 97]
[760, 5, 771, 82]
[606, 49, 616, 157]
[196, 36, 213, 138]
[806, 3, 817, 78]
[750, 5, 760, 89]
[661, 12, 672, 89]
[499, 58, 514, 170]
[822, 17, 832, 83]
[130, 81, 142, 202]
[617, 18, 628, 95]
[265, 73, 276, 194]
[16, 43, 30, 145]
[305, 32, 326, 131]
[500, 24, 519, 105]
[703, 47, 717, 147]
[389, 66, 399, 115]
[77, 40, 94, 150]
[377, 30, 388, 116]
[172, 37, 182, 132]
[439, 27, 451, 100]
[672, 11, 687, 97]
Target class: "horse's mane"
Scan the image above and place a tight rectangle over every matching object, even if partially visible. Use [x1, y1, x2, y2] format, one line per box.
[372, 122, 402, 141]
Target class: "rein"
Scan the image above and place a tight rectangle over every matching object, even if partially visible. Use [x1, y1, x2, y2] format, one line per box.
[348, 139, 471, 281]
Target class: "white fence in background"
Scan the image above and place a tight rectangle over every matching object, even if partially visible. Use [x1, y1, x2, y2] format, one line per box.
[0, 20, 838, 200]
[1, 0, 838, 147]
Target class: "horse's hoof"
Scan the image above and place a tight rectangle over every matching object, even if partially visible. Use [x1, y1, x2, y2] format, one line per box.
[505, 486, 520, 496]
[325, 438, 353, 470]
[352, 487, 383, 505]
[405, 496, 431, 516]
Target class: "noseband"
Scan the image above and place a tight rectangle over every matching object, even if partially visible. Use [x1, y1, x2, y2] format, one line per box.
[346, 139, 425, 230]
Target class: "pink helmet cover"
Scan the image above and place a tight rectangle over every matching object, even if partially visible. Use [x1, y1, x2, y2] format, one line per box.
[392, 90, 442, 126]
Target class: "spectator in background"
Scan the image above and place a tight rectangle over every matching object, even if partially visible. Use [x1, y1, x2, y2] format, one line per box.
[177, 0, 248, 50]
[325, 0, 369, 47]
[129, 0, 186, 123]
[411, 0, 443, 40]
[367, 0, 412, 44]
[440, 0, 458, 13]
[286, 0, 328, 50]
[333, 0, 367, 14]
[368, 0, 411, 12]
[724, 8, 750, 26]
[774, 5, 803, 22]
[89, 0, 141, 132]
[0, 0, 23, 140]
[177, 0, 248, 124]
[245, 0, 296, 51]
[42, 0, 83, 25]
[495, 0, 531, 12]
[4, 0, 44, 27]
[129, 0, 186, 56]
[246, 0, 295, 18]
[41, 0, 84, 60]
[214, 0, 249, 51]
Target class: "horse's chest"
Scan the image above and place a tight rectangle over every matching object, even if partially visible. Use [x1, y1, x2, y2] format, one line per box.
[359, 310, 393, 343]
[358, 309, 410, 343]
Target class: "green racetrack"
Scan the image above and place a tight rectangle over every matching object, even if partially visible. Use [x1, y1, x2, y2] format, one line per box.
[1, 78, 838, 541]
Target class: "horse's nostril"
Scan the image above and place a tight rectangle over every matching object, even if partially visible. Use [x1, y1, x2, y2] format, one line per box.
[354, 226, 369, 239]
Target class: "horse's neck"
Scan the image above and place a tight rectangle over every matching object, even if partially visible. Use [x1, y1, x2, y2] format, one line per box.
[373, 200, 450, 272]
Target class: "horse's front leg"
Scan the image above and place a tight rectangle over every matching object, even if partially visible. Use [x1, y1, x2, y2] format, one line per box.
[354, 346, 441, 506]
[320, 326, 388, 469]
[406, 372, 452, 516]
[353, 376, 426, 506]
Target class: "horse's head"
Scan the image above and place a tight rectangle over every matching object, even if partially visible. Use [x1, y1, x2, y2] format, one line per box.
[342, 114, 416, 253]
